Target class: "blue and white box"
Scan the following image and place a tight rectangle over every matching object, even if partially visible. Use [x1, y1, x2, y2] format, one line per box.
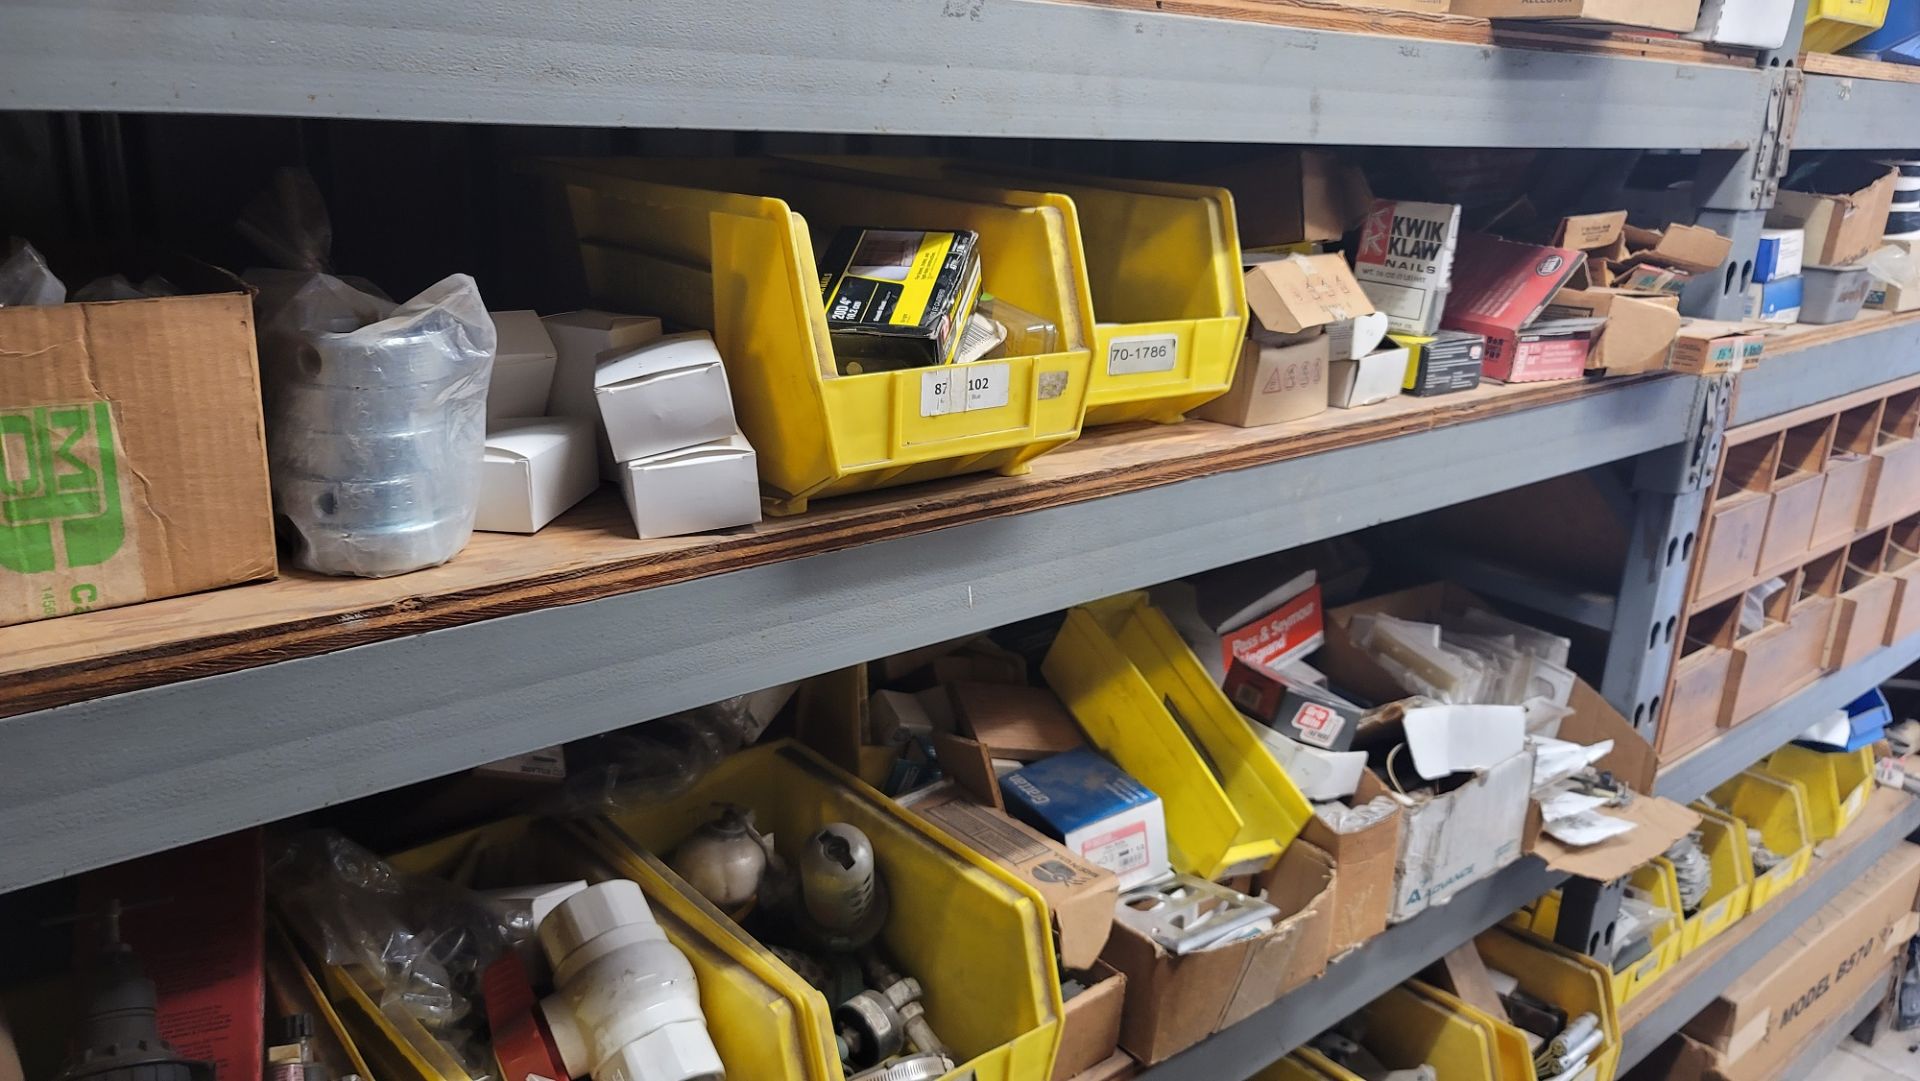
[1746, 275, 1804, 323]
[1001, 749, 1171, 889]
[1754, 228, 1805, 283]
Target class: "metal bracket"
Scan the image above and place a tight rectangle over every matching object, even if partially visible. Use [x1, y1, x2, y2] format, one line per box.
[1753, 68, 1805, 206]
[1633, 376, 1731, 496]
[1552, 877, 1628, 965]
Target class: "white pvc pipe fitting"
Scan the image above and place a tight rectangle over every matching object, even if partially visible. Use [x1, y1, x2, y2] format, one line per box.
[537, 880, 725, 1081]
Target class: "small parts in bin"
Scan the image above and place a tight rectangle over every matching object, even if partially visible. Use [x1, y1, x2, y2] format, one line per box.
[668, 804, 774, 913]
[56, 900, 215, 1081]
[1666, 832, 1713, 914]
[1311, 1030, 1437, 1081]
[820, 227, 983, 373]
[266, 1014, 334, 1081]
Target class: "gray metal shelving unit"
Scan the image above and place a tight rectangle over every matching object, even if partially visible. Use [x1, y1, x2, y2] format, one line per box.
[6, 4, 1920, 1080]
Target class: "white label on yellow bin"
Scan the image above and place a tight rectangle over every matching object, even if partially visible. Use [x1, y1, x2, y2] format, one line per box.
[1877, 757, 1908, 789]
[1106, 333, 1178, 376]
[921, 362, 1010, 417]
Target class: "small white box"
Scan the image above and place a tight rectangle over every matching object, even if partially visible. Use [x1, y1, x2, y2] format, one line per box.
[486, 310, 559, 421]
[618, 432, 762, 539]
[542, 307, 664, 421]
[1329, 346, 1410, 408]
[594, 331, 738, 464]
[475, 417, 601, 534]
[1685, 0, 1793, 49]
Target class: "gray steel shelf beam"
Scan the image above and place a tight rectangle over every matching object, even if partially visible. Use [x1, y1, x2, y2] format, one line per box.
[1795, 72, 1920, 151]
[0, 377, 1699, 896]
[0, 0, 1772, 147]
[1136, 859, 1569, 1081]
[1615, 794, 1920, 1071]
[1656, 634, 1920, 802]
[1732, 318, 1920, 425]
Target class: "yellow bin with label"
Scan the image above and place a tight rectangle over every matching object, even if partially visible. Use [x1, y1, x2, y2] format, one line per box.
[1678, 806, 1754, 956]
[1502, 862, 1680, 1009]
[288, 817, 826, 1081]
[545, 157, 1094, 515]
[1477, 928, 1622, 1081]
[584, 740, 1063, 1081]
[1762, 744, 1874, 842]
[1806, 0, 1890, 52]
[1041, 591, 1314, 878]
[791, 158, 1247, 426]
[1709, 769, 1814, 911]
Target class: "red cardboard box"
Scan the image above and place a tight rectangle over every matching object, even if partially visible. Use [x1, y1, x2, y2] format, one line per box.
[1481, 319, 1603, 383]
[1442, 233, 1588, 383]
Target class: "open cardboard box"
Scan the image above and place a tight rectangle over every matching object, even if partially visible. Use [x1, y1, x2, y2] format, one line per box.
[1696, 437, 1779, 598]
[1318, 583, 1692, 919]
[1867, 389, 1920, 529]
[1756, 422, 1832, 576]
[1660, 598, 1742, 763]
[1545, 285, 1680, 376]
[1815, 402, 1880, 548]
[1050, 960, 1127, 1081]
[1769, 164, 1898, 267]
[1300, 769, 1401, 955]
[1103, 840, 1336, 1065]
[1832, 531, 1899, 669]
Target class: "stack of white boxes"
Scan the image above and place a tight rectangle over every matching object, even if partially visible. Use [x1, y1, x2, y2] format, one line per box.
[549, 312, 761, 540]
[473, 310, 601, 534]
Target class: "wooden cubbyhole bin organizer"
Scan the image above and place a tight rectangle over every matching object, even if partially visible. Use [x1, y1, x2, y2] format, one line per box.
[1660, 598, 1742, 761]
[1697, 437, 1779, 600]
[1867, 388, 1920, 529]
[1814, 402, 1880, 547]
[1724, 556, 1838, 727]
[1831, 529, 1900, 669]
[1755, 420, 1832, 577]
[1884, 514, 1920, 644]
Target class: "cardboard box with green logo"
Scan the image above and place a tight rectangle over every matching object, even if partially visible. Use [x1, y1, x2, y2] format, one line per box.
[0, 277, 275, 626]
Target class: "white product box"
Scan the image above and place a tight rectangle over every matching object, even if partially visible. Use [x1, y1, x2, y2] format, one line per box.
[594, 331, 739, 464]
[618, 432, 762, 540]
[486, 310, 559, 422]
[475, 417, 600, 534]
[1686, 0, 1793, 49]
[1753, 228, 1806, 284]
[542, 310, 665, 477]
[1329, 346, 1411, 408]
[1388, 746, 1534, 922]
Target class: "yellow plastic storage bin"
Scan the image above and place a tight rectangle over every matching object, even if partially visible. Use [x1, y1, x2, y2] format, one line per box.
[1360, 985, 1500, 1081]
[1806, 0, 1890, 52]
[1762, 744, 1875, 842]
[794, 158, 1247, 426]
[1709, 769, 1814, 911]
[1504, 863, 1680, 1009]
[584, 740, 1063, 1081]
[545, 157, 1095, 514]
[1255, 1049, 1357, 1080]
[1476, 928, 1622, 1081]
[1678, 807, 1754, 956]
[1041, 591, 1315, 878]
[1408, 981, 1536, 1081]
[377, 816, 833, 1081]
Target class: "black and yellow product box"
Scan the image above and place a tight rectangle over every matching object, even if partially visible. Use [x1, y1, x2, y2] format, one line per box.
[819, 226, 982, 374]
[1393, 330, 1485, 397]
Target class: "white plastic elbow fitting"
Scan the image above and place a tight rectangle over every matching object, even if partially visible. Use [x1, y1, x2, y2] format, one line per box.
[537, 880, 725, 1081]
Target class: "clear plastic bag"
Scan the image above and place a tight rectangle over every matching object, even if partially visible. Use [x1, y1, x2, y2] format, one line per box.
[270, 832, 527, 1081]
[238, 167, 335, 273]
[251, 271, 496, 577]
[0, 238, 66, 306]
[555, 696, 755, 816]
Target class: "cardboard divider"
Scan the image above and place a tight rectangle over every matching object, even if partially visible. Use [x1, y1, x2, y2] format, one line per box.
[1726, 565, 1833, 726]
[1756, 421, 1832, 575]
[1884, 516, 1920, 644]
[1833, 529, 1899, 668]
[1814, 402, 1882, 547]
[1699, 437, 1781, 597]
[1867, 388, 1920, 529]
[1660, 598, 1742, 762]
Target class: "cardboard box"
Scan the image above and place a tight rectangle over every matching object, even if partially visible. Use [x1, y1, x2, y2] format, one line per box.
[1225, 658, 1364, 752]
[1443, 233, 1585, 337]
[1685, 840, 1920, 1071]
[1244, 254, 1376, 337]
[1769, 166, 1899, 267]
[1393, 331, 1485, 396]
[1002, 749, 1171, 890]
[909, 786, 1119, 970]
[542, 308, 664, 423]
[1745, 276, 1804, 324]
[616, 432, 761, 539]
[1481, 319, 1601, 383]
[1326, 312, 1393, 361]
[1623, 223, 1735, 274]
[594, 330, 738, 464]
[0, 284, 275, 627]
[1052, 962, 1129, 1081]
[1546, 287, 1681, 375]
[1064, 1052, 1136, 1081]
[1449, 0, 1701, 29]
[1866, 239, 1920, 312]
[1104, 841, 1335, 1064]
[1299, 770, 1402, 954]
[475, 417, 600, 534]
[1353, 199, 1463, 335]
[1192, 337, 1329, 428]
[1192, 151, 1372, 249]
[78, 831, 265, 1081]
[487, 310, 559, 421]
[1330, 348, 1410, 408]
[1553, 211, 1630, 255]
[1754, 228, 1806, 283]
[1672, 320, 1765, 375]
[949, 681, 1085, 761]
